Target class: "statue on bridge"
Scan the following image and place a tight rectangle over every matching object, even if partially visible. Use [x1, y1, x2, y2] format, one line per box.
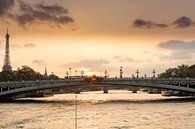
[120, 66, 123, 79]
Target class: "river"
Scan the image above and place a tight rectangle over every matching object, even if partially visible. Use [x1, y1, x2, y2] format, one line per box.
[0, 91, 194, 129]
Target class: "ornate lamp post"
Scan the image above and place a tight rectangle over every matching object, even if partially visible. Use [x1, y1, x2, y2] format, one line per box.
[152, 69, 156, 78]
[144, 73, 147, 78]
[65, 71, 69, 78]
[81, 70, 84, 78]
[132, 73, 135, 79]
[136, 69, 139, 78]
[69, 68, 72, 78]
[120, 66, 123, 79]
[75, 70, 77, 77]
[104, 69, 108, 78]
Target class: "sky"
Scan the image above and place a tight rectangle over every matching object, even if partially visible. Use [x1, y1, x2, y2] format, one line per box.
[0, 0, 195, 77]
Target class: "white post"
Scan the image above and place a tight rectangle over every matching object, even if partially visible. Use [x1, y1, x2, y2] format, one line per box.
[187, 81, 189, 88]
[75, 95, 78, 129]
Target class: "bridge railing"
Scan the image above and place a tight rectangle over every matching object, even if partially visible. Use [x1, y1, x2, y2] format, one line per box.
[0, 79, 85, 93]
[104, 78, 195, 89]
[1, 78, 195, 94]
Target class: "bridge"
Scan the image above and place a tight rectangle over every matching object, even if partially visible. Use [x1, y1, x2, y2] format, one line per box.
[0, 77, 195, 100]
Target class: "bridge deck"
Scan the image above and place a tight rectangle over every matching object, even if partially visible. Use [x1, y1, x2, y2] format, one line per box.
[0, 78, 195, 99]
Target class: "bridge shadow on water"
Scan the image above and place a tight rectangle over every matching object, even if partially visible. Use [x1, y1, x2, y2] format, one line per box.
[99, 97, 195, 104]
[0, 97, 194, 105]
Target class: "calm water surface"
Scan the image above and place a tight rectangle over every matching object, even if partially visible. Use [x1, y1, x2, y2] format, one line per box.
[0, 91, 194, 129]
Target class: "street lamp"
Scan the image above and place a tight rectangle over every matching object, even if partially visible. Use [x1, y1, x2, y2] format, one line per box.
[152, 69, 156, 78]
[144, 73, 147, 78]
[120, 66, 123, 79]
[75, 70, 77, 77]
[69, 68, 72, 78]
[65, 71, 69, 78]
[81, 70, 84, 78]
[136, 69, 139, 78]
[104, 69, 108, 78]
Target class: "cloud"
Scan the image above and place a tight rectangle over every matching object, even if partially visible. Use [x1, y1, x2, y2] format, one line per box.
[0, 0, 14, 16]
[133, 16, 195, 29]
[13, 1, 74, 27]
[173, 16, 194, 28]
[61, 59, 110, 69]
[169, 51, 192, 60]
[36, 3, 68, 14]
[133, 19, 168, 29]
[158, 40, 195, 50]
[1, 0, 74, 28]
[144, 51, 150, 54]
[114, 56, 141, 63]
[24, 43, 35, 48]
[159, 51, 192, 60]
[32, 59, 45, 66]
[115, 56, 120, 59]
[71, 28, 79, 32]
[11, 43, 36, 48]
[158, 40, 195, 60]
[119, 57, 135, 62]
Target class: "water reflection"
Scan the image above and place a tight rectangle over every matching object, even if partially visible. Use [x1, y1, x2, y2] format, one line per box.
[0, 97, 194, 104]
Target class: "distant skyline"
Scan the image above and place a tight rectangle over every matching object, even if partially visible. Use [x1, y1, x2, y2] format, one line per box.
[0, 0, 195, 77]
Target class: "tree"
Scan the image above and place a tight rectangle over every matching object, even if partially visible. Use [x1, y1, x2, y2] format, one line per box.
[177, 64, 190, 78]
[0, 66, 47, 82]
[15, 66, 44, 81]
[48, 72, 59, 80]
[159, 68, 177, 78]
[188, 64, 195, 77]
[0, 71, 15, 81]
[159, 64, 190, 78]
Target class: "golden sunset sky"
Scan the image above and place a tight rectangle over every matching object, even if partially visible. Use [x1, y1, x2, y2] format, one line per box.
[0, 0, 195, 77]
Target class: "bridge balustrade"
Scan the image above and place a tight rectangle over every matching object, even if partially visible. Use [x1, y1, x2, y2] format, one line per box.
[0, 78, 195, 97]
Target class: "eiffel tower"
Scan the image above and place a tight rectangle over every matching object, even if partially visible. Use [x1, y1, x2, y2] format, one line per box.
[2, 29, 12, 72]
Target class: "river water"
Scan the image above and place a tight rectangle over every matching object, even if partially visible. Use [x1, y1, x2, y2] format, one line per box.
[0, 91, 194, 129]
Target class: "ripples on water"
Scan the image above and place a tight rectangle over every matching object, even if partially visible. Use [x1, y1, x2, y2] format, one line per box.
[0, 91, 194, 129]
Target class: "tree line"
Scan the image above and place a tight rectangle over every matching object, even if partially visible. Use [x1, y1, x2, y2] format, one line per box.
[158, 64, 195, 78]
[0, 66, 59, 82]
[1, 64, 195, 82]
